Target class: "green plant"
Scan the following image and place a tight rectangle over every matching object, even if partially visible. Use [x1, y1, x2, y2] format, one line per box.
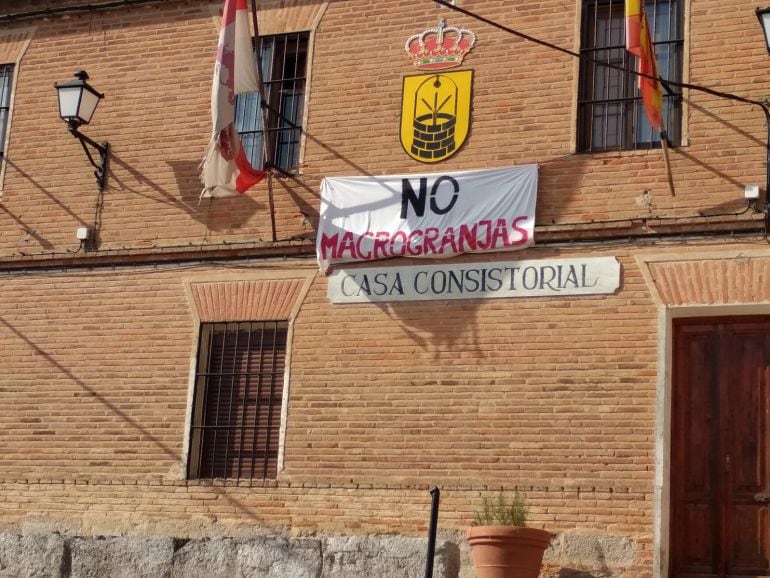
[473, 491, 528, 527]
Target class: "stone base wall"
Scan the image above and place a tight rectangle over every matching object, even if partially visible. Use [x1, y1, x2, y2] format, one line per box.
[0, 533, 457, 578]
[0, 531, 642, 577]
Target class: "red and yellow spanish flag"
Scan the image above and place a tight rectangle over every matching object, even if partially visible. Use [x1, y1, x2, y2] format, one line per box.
[626, 0, 663, 131]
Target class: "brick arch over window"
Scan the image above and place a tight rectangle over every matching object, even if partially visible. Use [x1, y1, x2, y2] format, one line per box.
[646, 257, 770, 306]
[0, 29, 34, 63]
[255, 1, 329, 35]
[209, 1, 329, 36]
[190, 278, 306, 322]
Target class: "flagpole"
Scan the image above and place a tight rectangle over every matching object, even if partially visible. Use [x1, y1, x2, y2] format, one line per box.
[660, 129, 675, 196]
[250, 0, 277, 242]
[250, 0, 272, 169]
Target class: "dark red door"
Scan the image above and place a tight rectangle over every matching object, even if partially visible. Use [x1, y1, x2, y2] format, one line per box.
[671, 317, 770, 577]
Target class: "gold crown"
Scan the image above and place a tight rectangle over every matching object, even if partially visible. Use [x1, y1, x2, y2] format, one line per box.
[405, 19, 476, 71]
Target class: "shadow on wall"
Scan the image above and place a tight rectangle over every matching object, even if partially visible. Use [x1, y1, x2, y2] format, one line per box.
[377, 299, 484, 355]
[0, 315, 180, 463]
[5, 157, 90, 228]
[148, 157, 265, 231]
[115, 155, 202, 216]
[270, 175, 319, 241]
[106, 154, 263, 233]
[166, 158, 264, 233]
[687, 100, 765, 148]
[0, 203, 54, 250]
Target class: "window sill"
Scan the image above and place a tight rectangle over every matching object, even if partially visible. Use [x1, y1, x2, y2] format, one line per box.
[574, 143, 685, 159]
[186, 478, 280, 488]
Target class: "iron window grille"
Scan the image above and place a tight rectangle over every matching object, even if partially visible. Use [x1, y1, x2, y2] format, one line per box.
[188, 321, 287, 481]
[235, 32, 309, 172]
[577, 0, 683, 152]
[0, 64, 14, 159]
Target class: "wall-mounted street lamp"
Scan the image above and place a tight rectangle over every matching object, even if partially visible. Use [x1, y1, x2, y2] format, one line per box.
[54, 70, 109, 191]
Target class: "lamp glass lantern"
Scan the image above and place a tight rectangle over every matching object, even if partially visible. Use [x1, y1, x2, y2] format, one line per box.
[758, 7, 770, 54]
[54, 70, 103, 128]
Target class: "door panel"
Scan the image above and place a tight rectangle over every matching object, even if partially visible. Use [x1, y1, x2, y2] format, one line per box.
[673, 324, 720, 577]
[671, 318, 770, 578]
[725, 327, 770, 576]
[730, 506, 766, 568]
[680, 503, 716, 570]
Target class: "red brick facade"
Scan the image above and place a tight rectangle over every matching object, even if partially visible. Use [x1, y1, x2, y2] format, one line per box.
[1, 0, 769, 575]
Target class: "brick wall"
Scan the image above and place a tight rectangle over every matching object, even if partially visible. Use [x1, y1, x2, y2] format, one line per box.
[1, 0, 769, 575]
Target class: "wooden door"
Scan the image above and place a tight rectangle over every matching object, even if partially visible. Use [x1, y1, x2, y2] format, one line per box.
[671, 317, 770, 577]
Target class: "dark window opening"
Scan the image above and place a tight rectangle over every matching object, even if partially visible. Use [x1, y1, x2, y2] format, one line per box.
[0, 64, 14, 159]
[188, 321, 287, 481]
[577, 0, 683, 152]
[235, 32, 309, 171]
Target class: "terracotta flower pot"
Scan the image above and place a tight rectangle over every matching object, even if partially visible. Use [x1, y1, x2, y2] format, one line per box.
[467, 525, 551, 578]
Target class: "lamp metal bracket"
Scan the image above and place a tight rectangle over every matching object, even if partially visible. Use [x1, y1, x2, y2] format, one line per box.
[69, 123, 109, 192]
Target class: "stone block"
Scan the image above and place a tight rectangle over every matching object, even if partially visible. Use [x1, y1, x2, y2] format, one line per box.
[0, 533, 65, 578]
[70, 536, 174, 578]
[171, 538, 236, 578]
[546, 533, 635, 569]
[236, 536, 322, 577]
[322, 535, 456, 578]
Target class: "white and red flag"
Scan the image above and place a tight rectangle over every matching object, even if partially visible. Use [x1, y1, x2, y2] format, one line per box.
[200, 0, 265, 198]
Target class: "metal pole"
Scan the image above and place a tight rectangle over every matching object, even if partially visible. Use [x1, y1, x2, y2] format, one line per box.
[249, 0, 277, 242]
[249, 0, 273, 170]
[425, 486, 440, 578]
[764, 105, 770, 237]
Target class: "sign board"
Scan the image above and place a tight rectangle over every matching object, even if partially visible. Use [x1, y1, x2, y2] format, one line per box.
[328, 257, 621, 304]
[317, 165, 538, 271]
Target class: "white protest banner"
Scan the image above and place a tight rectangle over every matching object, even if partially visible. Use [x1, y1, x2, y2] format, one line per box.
[316, 165, 538, 271]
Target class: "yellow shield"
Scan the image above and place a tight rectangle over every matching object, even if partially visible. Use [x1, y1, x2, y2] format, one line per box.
[400, 70, 472, 163]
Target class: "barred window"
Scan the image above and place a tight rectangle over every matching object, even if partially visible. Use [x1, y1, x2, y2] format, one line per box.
[0, 64, 13, 159]
[235, 32, 309, 172]
[188, 321, 287, 480]
[577, 0, 683, 152]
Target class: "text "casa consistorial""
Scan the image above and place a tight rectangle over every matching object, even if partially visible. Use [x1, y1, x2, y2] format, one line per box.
[328, 257, 621, 304]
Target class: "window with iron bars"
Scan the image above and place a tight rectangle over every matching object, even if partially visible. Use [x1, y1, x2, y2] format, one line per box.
[577, 0, 683, 152]
[235, 32, 308, 172]
[0, 64, 14, 159]
[188, 321, 287, 481]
